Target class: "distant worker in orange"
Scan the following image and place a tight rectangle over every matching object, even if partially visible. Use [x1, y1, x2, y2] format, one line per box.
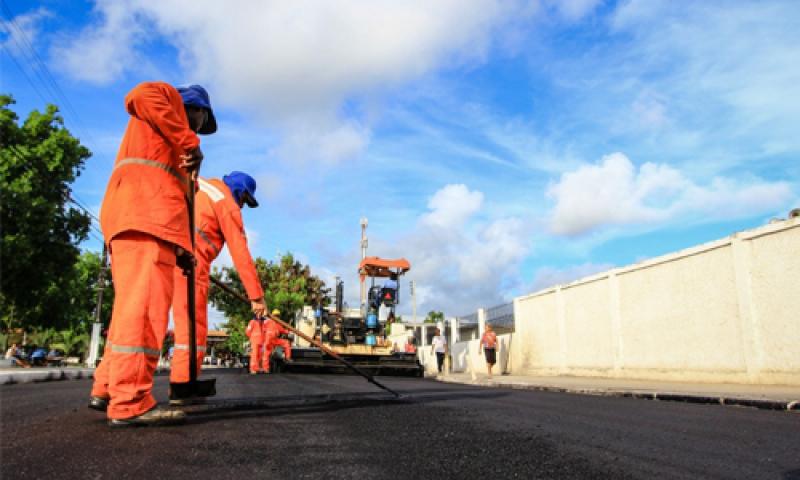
[169, 171, 267, 399]
[245, 317, 266, 374]
[262, 309, 292, 373]
[88, 82, 215, 427]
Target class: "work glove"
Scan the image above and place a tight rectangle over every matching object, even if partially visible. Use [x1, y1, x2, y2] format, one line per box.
[179, 146, 204, 180]
[251, 297, 267, 319]
[175, 247, 196, 277]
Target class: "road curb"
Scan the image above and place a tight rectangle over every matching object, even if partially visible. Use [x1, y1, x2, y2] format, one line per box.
[434, 377, 800, 412]
[0, 368, 95, 385]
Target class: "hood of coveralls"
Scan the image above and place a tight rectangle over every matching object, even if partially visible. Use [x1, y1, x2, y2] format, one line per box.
[223, 171, 259, 208]
[177, 84, 217, 135]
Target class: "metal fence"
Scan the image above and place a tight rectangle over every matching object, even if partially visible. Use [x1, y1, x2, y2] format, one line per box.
[456, 312, 479, 340]
[486, 302, 514, 334]
[454, 303, 515, 338]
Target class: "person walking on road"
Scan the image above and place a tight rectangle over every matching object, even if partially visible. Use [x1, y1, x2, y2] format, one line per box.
[262, 309, 292, 373]
[480, 324, 498, 378]
[431, 328, 447, 374]
[169, 171, 267, 400]
[88, 82, 215, 427]
[245, 317, 265, 374]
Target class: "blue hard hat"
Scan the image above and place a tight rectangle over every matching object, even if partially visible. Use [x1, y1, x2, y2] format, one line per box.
[177, 84, 217, 135]
[223, 171, 258, 208]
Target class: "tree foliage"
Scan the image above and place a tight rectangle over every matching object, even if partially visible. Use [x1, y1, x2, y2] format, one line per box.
[425, 311, 444, 324]
[209, 253, 328, 353]
[1, 95, 92, 330]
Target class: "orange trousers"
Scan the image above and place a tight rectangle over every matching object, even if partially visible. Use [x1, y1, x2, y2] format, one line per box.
[262, 338, 292, 372]
[91, 231, 175, 419]
[169, 264, 210, 383]
[249, 341, 264, 373]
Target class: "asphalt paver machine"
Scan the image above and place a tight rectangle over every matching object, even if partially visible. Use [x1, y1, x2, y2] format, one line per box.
[282, 256, 423, 376]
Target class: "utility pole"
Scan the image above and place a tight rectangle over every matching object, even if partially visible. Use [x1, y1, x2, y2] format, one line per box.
[410, 280, 417, 324]
[86, 246, 108, 368]
[359, 217, 368, 315]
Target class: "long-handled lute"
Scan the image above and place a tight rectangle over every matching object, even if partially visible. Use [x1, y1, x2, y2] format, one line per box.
[210, 276, 400, 398]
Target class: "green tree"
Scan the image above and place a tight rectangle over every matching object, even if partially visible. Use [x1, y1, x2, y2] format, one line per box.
[62, 251, 114, 331]
[0, 95, 92, 330]
[209, 252, 328, 346]
[424, 311, 444, 324]
[52, 327, 90, 359]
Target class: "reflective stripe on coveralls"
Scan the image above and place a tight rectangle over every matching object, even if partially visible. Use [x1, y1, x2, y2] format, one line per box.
[109, 343, 161, 357]
[195, 227, 220, 255]
[173, 344, 207, 351]
[114, 157, 188, 189]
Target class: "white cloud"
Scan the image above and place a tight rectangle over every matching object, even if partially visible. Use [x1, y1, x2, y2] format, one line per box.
[0, 7, 52, 57]
[609, 0, 800, 156]
[421, 184, 484, 229]
[52, 0, 147, 85]
[546, 0, 603, 21]
[548, 152, 794, 235]
[322, 184, 531, 317]
[54, 0, 528, 163]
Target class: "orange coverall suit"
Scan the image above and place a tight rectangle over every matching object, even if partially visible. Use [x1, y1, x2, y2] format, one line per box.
[170, 177, 263, 382]
[91, 82, 200, 420]
[262, 319, 292, 372]
[245, 319, 265, 373]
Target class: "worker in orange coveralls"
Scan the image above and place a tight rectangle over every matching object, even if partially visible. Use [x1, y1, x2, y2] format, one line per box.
[262, 309, 293, 373]
[245, 317, 266, 374]
[169, 172, 267, 401]
[88, 82, 215, 427]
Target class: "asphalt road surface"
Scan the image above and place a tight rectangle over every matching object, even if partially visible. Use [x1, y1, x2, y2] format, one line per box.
[2, 370, 798, 479]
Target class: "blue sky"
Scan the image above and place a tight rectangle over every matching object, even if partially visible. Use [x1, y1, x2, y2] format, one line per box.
[2, 0, 798, 322]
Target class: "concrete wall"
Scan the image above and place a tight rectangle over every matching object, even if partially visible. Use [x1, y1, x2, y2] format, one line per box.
[511, 218, 800, 385]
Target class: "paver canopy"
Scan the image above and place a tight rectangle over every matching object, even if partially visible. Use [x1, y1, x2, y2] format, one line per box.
[358, 257, 411, 281]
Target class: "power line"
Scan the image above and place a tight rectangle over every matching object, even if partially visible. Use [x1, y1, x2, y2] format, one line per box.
[5, 144, 104, 241]
[1, 1, 97, 146]
[0, 44, 49, 105]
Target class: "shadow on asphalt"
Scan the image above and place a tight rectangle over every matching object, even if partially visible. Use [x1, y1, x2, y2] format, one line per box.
[181, 389, 510, 425]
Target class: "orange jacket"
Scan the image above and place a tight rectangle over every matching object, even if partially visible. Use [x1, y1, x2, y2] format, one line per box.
[194, 177, 264, 301]
[246, 319, 264, 342]
[100, 82, 200, 251]
[263, 318, 288, 339]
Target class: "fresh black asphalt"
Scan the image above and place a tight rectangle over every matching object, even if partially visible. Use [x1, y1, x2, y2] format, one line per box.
[2, 370, 798, 479]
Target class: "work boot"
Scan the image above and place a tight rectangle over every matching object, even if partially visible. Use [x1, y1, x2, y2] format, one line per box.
[88, 396, 109, 412]
[108, 407, 186, 428]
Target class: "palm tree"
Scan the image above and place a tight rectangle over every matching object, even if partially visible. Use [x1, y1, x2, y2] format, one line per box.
[28, 328, 58, 349]
[52, 328, 90, 359]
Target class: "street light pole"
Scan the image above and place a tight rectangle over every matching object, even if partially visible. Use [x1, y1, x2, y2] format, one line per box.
[359, 217, 368, 315]
[411, 280, 417, 324]
[87, 246, 108, 368]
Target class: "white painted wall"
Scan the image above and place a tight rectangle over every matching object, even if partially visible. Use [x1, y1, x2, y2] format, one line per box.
[510, 218, 800, 385]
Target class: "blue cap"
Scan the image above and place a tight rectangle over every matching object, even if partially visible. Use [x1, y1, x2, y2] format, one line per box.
[223, 171, 258, 208]
[177, 84, 217, 135]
